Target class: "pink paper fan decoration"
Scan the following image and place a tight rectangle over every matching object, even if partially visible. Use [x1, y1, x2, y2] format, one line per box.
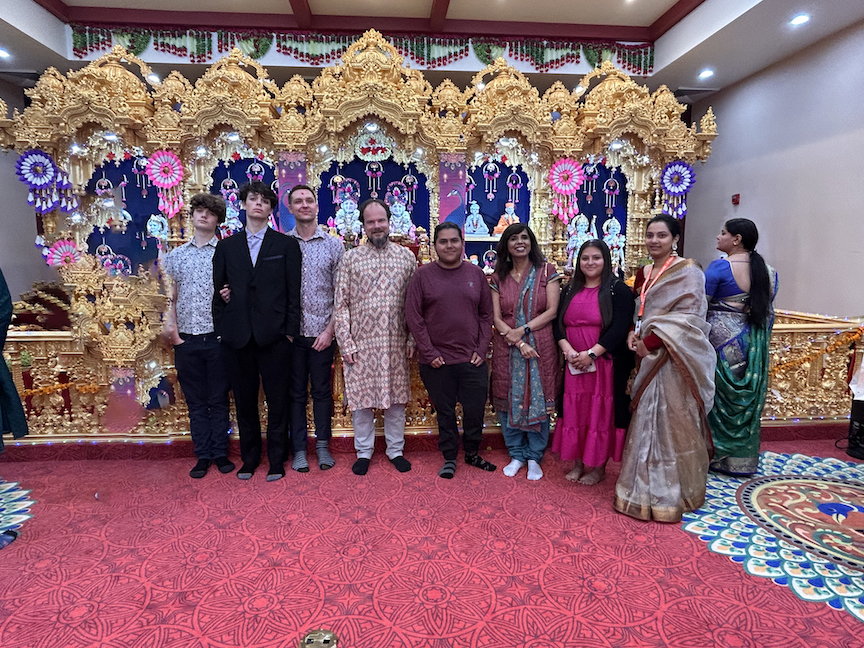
[145, 150, 184, 218]
[47, 239, 81, 267]
[548, 158, 585, 224]
[146, 150, 183, 189]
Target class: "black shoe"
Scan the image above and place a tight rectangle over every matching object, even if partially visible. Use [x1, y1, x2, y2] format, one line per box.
[189, 459, 210, 479]
[390, 455, 412, 473]
[465, 454, 497, 472]
[266, 464, 285, 482]
[214, 457, 235, 474]
[352, 458, 371, 475]
[237, 463, 257, 480]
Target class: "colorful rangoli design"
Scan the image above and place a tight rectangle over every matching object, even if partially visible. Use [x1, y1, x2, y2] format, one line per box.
[683, 452, 864, 622]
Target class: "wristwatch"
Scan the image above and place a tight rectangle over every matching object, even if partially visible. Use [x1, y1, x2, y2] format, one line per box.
[524, 325, 531, 334]
[587, 350, 597, 361]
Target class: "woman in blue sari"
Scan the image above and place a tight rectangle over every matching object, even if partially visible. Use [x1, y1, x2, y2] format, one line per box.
[705, 218, 778, 476]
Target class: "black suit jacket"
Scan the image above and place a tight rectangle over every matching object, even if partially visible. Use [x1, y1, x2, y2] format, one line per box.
[212, 228, 302, 349]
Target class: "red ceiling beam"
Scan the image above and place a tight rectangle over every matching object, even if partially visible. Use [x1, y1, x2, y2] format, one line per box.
[649, 0, 709, 40]
[287, 0, 312, 30]
[31, 0, 69, 21]
[429, 0, 450, 33]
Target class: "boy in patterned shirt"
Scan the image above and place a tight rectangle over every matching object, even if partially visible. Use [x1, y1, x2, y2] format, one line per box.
[162, 193, 234, 478]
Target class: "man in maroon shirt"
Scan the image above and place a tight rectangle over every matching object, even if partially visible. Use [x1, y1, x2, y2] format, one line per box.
[406, 222, 497, 479]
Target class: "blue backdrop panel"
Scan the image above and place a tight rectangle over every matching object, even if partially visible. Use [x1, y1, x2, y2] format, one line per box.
[318, 160, 429, 231]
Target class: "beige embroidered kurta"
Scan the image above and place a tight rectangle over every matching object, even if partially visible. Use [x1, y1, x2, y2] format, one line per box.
[334, 242, 416, 411]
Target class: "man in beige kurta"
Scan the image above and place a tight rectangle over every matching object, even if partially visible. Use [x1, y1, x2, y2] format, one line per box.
[334, 199, 416, 475]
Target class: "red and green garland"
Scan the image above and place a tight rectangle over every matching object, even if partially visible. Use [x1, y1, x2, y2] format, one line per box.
[70, 25, 654, 75]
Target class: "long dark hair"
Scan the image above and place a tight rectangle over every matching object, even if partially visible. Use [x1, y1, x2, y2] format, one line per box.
[558, 239, 616, 336]
[494, 223, 544, 282]
[725, 218, 771, 327]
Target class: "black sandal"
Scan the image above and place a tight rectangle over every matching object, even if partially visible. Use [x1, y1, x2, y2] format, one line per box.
[439, 460, 457, 479]
[465, 454, 497, 472]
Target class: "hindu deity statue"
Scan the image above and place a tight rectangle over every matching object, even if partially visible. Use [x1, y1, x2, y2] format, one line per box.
[602, 217, 626, 275]
[464, 201, 489, 236]
[493, 202, 520, 234]
[386, 181, 414, 239]
[333, 178, 362, 238]
[566, 213, 598, 269]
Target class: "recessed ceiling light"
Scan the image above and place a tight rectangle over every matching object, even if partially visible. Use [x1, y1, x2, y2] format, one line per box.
[698, 69, 714, 80]
[790, 14, 810, 26]
[0, 49, 10, 59]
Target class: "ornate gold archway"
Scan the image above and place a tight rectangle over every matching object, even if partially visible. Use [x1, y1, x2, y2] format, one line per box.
[0, 29, 733, 443]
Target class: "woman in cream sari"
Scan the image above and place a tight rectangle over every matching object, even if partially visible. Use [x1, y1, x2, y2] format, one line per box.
[614, 215, 716, 523]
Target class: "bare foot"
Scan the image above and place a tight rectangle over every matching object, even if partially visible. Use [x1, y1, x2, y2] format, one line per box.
[565, 461, 584, 482]
[578, 466, 606, 485]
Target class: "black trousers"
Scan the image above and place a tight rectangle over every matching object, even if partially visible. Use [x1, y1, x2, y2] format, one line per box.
[221, 337, 291, 468]
[174, 333, 231, 460]
[419, 361, 488, 461]
[289, 337, 335, 452]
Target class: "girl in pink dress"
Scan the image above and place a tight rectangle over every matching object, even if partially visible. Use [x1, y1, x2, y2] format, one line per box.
[552, 239, 634, 484]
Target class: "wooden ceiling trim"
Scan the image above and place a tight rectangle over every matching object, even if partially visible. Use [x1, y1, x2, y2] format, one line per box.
[429, 0, 450, 32]
[288, 0, 312, 29]
[649, 0, 709, 40]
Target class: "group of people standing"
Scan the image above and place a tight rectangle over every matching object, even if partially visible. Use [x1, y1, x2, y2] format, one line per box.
[163, 181, 776, 524]
[549, 215, 777, 522]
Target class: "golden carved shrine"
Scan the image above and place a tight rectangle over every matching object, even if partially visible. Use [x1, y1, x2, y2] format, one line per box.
[0, 30, 859, 444]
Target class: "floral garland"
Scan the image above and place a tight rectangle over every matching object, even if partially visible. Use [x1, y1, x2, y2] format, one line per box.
[69, 24, 654, 75]
[218, 30, 273, 59]
[771, 327, 864, 377]
[19, 381, 102, 398]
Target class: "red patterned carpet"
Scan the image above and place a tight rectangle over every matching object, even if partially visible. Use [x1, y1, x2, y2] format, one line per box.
[0, 430, 860, 648]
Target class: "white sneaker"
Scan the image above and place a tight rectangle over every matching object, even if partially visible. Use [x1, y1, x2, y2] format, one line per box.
[527, 460, 543, 481]
[503, 459, 525, 477]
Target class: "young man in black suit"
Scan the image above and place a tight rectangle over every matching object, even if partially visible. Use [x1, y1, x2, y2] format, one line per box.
[212, 182, 302, 481]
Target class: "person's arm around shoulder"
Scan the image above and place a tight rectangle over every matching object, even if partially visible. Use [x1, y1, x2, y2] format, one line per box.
[285, 235, 302, 341]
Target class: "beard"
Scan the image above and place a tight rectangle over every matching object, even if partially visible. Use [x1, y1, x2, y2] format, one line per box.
[369, 231, 389, 249]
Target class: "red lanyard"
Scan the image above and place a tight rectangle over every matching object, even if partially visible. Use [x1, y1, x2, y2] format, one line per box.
[637, 256, 676, 320]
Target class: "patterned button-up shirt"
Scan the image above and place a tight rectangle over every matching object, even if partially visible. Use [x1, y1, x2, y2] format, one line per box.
[287, 226, 344, 337]
[334, 242, 416, 410]
[246, 226, 267, 266]
[162, 236, 218, 335]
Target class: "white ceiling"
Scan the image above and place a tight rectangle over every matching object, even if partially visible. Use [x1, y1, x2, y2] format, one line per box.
[0, 0, 863, 104]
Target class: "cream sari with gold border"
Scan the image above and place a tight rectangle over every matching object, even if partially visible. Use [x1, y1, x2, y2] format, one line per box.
[614, 259, 716, 523]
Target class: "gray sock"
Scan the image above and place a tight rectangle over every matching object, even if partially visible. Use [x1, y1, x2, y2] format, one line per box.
[316, 439, 335, 469]
[292, 450, 309, 472]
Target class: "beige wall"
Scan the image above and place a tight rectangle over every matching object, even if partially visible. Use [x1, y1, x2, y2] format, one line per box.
[686, 20, 864, 317]
[0, 79, 59, 300]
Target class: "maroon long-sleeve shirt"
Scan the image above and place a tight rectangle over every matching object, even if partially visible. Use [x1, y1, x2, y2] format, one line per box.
[405, 261, 493, 365]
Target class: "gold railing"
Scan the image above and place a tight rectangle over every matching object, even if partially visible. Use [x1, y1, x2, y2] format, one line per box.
[3, 310, 860, 444]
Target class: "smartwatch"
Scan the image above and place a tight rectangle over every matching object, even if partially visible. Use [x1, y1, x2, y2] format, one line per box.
[587, 350, 597, 361]
[524, 325, 531, 334]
